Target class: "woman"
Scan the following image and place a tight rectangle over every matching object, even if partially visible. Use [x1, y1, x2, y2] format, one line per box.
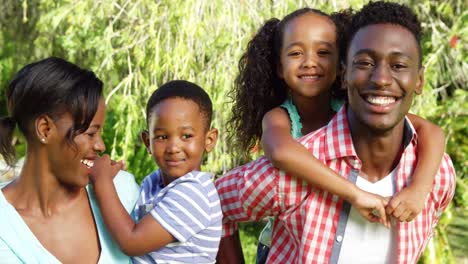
[0, 57, 140, 263]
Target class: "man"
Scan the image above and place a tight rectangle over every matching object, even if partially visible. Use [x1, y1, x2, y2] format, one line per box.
[215, 2, 456, 263]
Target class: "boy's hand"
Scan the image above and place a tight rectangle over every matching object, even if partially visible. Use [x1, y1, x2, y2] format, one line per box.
[89, 154, 124, 184]
[350, 190, 391, 228]
[386, 186, 427, 222]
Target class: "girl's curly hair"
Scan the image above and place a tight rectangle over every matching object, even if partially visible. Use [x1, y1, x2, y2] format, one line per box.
[226, 8, 353, 159]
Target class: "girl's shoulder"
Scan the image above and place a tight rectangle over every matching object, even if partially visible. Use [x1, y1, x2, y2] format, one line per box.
[262, 107, 291, 128]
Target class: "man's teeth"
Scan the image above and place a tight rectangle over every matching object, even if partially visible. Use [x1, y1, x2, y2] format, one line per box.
[366, 96, 396, 106]
[80, 159, 94, 168]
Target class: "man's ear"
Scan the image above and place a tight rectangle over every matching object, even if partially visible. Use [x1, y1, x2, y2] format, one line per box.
[204, 128, 218, 153]
[341, 62, 348, 92]
[35, 115, 53, 144]
[415, 67, 424, 95]
[140, 130, 151, 154]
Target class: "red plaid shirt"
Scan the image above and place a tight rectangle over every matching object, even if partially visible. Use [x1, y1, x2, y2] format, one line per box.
[215, 107, 456, 264]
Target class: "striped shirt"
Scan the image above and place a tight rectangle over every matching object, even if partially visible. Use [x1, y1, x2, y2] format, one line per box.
[215, 106, 456, 264]
[133, 170, 222, 264]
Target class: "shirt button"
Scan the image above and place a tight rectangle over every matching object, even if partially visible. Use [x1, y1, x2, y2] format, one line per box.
[336, 235, 343, 243]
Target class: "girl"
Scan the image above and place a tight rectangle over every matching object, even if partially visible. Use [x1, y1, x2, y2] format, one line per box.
[225, 8, 445, 263]
[0, 57, 139, 263]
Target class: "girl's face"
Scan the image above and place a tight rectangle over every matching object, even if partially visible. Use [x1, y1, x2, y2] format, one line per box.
[47, 98, 106, 187]
[278, 12, 338, 100]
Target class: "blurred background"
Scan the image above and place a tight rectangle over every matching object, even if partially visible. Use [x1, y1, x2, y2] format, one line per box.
[0, 0, 466, 263]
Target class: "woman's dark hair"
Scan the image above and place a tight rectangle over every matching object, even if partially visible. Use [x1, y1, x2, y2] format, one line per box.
[0, 57, 103, 166]
[226, 8, 351, 158]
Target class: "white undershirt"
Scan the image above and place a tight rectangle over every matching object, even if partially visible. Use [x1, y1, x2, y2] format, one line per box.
[338, 170, 398, 264]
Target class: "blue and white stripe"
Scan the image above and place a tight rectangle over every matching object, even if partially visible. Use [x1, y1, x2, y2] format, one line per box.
[133, 170, 222, 263]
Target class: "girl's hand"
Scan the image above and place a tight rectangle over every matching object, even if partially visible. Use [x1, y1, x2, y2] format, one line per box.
[386, 186, 427, 222]
[89, 154, 124, 184]
[350, 190, 391, 228]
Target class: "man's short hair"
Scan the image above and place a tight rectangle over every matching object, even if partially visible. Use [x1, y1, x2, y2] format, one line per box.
[345, 1, 423, 66]
[146, 80, 213, 129]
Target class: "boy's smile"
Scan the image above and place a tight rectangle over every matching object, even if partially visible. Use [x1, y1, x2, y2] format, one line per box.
[142, 97, 217, 185]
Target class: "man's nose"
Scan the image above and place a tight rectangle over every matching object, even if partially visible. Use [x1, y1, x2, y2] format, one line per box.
[370, 63, 392, 88]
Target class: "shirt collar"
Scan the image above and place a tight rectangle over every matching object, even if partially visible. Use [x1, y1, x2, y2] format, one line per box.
[322, 105, 417, 169]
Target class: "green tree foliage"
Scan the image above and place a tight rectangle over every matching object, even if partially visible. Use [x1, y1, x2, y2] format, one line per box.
[0, 0, 466, 262]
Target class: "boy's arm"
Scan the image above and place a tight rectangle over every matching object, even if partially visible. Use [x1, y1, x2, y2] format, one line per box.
[90, 155, 174, 256]
[216, 231, 245, 264]
[386, 114, 446, 222]
[262, 108, 389, 226]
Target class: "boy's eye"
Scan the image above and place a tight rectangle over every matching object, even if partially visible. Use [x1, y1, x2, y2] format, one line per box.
[182, 134, 193, 139]
[318, 50, 331, 56]
[154, 135, 167, 140]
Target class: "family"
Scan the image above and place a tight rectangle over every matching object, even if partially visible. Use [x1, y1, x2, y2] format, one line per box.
[0, 2, 456, 264]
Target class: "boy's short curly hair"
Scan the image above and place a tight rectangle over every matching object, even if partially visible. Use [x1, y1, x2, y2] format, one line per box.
[345, 1, 423, 66]
[146, 80, 213, 129]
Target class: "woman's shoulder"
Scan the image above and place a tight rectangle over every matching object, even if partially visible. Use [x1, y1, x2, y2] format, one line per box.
[111, 170, 140, 212]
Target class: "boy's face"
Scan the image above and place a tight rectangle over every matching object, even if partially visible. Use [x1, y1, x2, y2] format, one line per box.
[141, 98, 218, 184]
[344, 23, 424, 133]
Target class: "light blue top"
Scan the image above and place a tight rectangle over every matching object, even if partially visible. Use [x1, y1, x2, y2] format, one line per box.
[0, 170, 140, 264]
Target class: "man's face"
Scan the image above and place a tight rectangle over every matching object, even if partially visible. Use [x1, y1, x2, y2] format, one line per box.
[345, 24, 424, 133]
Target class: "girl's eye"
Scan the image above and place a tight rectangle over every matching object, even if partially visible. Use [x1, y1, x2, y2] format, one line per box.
[288, 51, 302, 57]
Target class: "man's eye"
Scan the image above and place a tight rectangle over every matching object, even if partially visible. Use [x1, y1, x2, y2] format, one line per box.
[392, 63, 407, 70]
[353, 60, 374, 68]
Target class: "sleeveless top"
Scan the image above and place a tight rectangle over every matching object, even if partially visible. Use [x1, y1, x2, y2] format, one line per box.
[258, 97, 343, 247]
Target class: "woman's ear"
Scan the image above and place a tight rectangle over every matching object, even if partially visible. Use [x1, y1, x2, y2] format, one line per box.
[140, 130, 152, 154]
[35, 115, 53, 144]
[204, 128, 218, 153]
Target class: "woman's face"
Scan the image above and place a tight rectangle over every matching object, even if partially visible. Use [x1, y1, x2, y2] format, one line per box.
[47, 98, 106, 187]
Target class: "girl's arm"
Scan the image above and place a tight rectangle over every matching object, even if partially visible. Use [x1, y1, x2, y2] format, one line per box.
[262, 108, 389, 226]
[386, 114, 445, 222]
[90, 155, 174, 256]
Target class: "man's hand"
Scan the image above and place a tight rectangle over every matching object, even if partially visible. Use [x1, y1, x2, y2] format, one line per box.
[89, 154, 124, 184]
[350, 190, 391, 228]
[386, 186, 427, 222]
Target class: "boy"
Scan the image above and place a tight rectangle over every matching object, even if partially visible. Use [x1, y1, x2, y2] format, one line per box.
[90, 80, 221, 263]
